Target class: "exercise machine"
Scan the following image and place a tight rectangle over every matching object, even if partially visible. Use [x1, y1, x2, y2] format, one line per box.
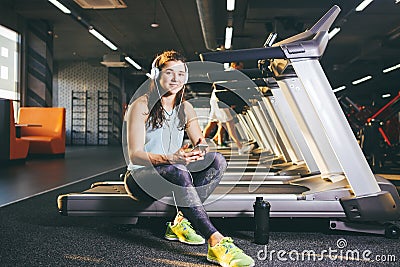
[58, 5, 400, 237]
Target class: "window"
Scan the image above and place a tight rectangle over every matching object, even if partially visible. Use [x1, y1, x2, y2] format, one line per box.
[0, 24, 20, 101]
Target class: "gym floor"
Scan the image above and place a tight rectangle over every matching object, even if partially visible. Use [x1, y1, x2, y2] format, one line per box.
[0, 145, 126, 208]
[0, 146, 399, 266]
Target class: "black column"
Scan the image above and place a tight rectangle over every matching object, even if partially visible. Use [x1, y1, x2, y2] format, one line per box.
[0, 99, 11, 160]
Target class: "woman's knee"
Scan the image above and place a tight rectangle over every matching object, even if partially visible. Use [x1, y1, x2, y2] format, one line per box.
[208, 152, 227, 170]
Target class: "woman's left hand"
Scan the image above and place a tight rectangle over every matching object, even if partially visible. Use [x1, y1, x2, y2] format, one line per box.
[170, 144, 205, 165]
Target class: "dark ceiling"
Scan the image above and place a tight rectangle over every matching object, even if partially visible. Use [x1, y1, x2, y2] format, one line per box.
[5, 0, 400, 104]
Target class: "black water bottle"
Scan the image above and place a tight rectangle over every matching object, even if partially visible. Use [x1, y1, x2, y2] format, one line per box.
[253, 197, 270, 245]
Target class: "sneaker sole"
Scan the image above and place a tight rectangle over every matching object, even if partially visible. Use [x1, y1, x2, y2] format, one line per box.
[165, 236, 205, 245]
[207, 257, 255, 267]
[207, 257, 228, 267]
[164, 236, 179, 241]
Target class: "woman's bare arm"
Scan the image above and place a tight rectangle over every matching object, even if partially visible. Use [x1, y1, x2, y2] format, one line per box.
[126, 96, 170, 166]
[126, 96, 204, 166]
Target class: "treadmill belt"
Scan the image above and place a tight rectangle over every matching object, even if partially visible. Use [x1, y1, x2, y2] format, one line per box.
[84, 183, 309, 195]
[212, 184, 308, 194]
[222, 174, 283, 181]
[84, 185, 126, 194]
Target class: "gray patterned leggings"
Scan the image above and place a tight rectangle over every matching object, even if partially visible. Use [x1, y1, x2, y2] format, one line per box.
[125, 152, 227, 240]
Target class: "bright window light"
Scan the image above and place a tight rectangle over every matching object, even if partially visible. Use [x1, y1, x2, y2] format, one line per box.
[0, 25, 18, 42]
[382, 63, 400, 73]
[352, 75, 372, 85]
[89, 27, 117, 51]
[333, 85, 346, 93]
[328, 27, 341, 40]
[382, 94, 391, 98]
[225, 27, 233, 49]
[125, 56, 142, 70]
[0, 25, 19, 100]
[1, 66, 8, 80]
[355, 0, 374, 12]
[48, 0, 71, 14]
[1, 47, 8, 57]
[227, 0, 235, 11]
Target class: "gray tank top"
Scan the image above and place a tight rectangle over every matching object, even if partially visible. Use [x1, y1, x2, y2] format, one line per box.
[128, 109, 185, 170]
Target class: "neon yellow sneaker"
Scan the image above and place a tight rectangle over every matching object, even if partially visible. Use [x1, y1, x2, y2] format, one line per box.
[164, 212, 205, 245]
[207, 237, 255, 267]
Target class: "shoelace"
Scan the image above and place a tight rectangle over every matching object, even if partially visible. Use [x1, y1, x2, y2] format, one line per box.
[219, 238, 243, 255]
[180, 220, 196, 235]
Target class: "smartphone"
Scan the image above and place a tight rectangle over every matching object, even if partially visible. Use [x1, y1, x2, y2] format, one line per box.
[191, 144, 208, 153]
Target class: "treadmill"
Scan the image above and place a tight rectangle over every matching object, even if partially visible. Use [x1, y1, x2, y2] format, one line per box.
[198, 63, 308, 179]
[220, 80, 318, 177]
[57, 5, 400, 237]
[205, 71, 315, 178]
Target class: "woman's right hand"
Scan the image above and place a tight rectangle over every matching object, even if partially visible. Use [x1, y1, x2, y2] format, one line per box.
[169, 144, 205, 165]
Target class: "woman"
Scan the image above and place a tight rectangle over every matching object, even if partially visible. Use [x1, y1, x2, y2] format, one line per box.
[203, 62, 254, 154]
[124, 50, 254, 267]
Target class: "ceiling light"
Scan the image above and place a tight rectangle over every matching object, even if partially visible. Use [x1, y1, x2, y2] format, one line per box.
[355, 0, 374, 12]
[48, 0, 71, 14]
[382, 94, 391, 98]
[352, 75, 372, 85]
[89, 27, 117, 51]
[125, 56, 142, 70]
[382, 63, 400, 73]
[224, 27, 233, 49]
[328, 27, 341, 39]
[227, 0, 235, 11]
[102, 39, 117, 51]
[333, 85, 346, 93]
[264, 32, 278, 47]
[151, 0, 159, 28]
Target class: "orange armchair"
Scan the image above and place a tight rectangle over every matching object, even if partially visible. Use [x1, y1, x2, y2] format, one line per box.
[0, 99, 29, 160]
[18, 107, 66, 155]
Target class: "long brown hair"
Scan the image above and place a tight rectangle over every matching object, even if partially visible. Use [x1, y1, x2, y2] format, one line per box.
[147, 50, 187, 130]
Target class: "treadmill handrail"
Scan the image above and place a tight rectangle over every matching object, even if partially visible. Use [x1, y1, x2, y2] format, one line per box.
[200, 46, 286, 63]
[199, 5, 341, 63]
[274, 5, 341, 46]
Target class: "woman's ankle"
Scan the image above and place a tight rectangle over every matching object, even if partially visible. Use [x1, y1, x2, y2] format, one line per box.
[208, 231, 224, 247]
